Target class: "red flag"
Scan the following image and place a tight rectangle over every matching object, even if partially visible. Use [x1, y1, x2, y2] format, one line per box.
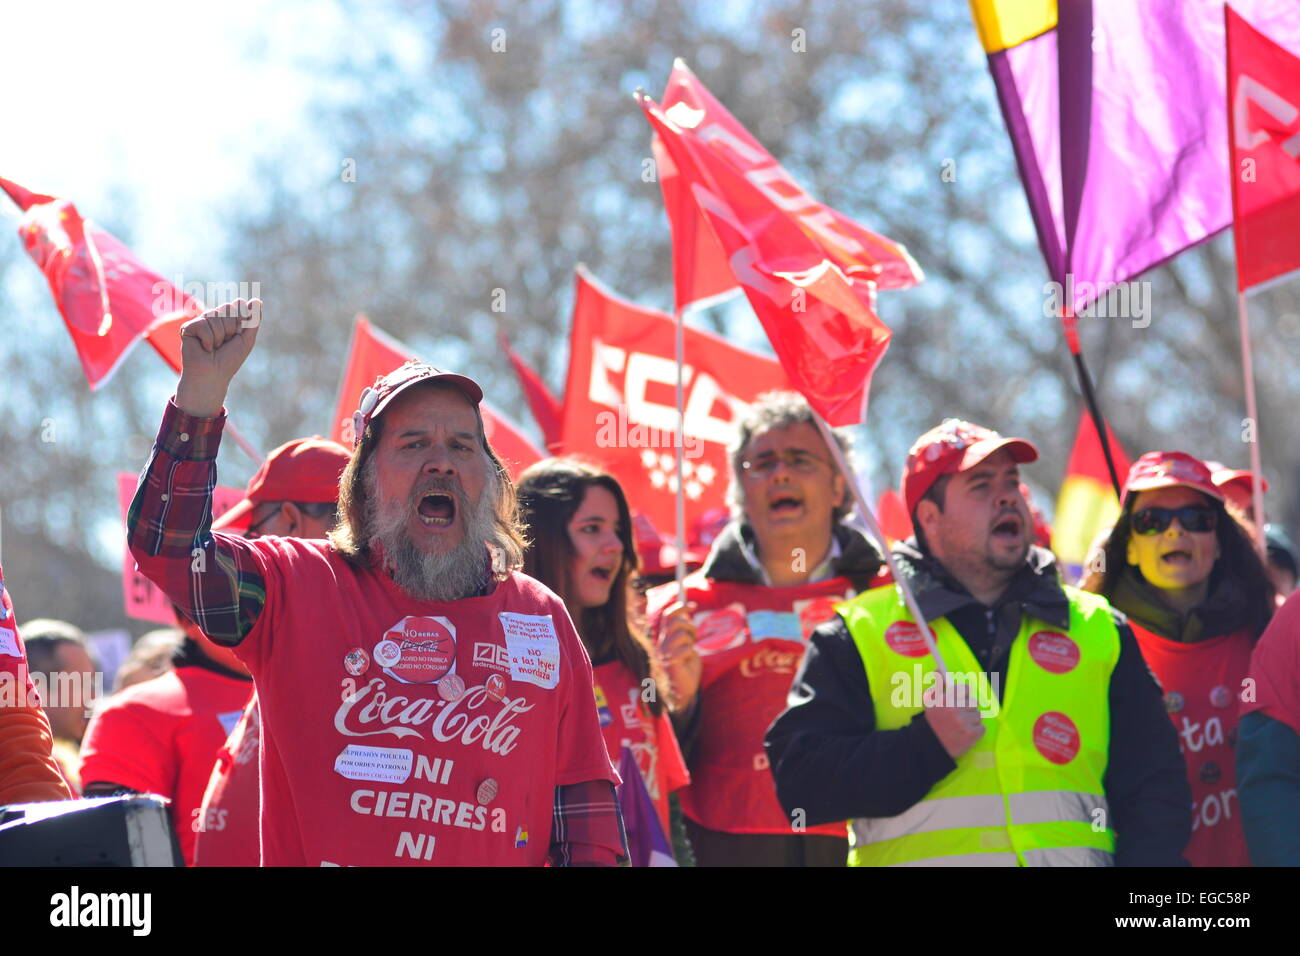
[876, 488, 914, 545]
[0, 176, 197, 388]
[1051, 411, 1131, 573]
[560, 266, 791, 557]
[638, 61, 923, 425]
[1227, 7, 1300, 290]
[498, 331, 565, 453]
[651, 133, 739, 312]
[330, 315, 544, 480]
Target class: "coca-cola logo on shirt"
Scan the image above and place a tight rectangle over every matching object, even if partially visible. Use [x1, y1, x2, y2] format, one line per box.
[378, 616, 456, 684]
[739, 647, 801, 678]
[335, 677, 534, 755]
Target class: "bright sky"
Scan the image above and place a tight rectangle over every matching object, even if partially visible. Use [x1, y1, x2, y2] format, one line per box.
[2, 0, 346, 270]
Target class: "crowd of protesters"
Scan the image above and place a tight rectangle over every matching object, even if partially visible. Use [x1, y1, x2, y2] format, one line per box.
[1, 297, 1299, 867]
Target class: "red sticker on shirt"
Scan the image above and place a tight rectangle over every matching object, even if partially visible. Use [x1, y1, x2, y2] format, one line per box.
[694, 607, 747, 653]
[798, 596, 839, 638]
[380, 616, 456, 684]
[1033, 711, 1081, 764]
[1027, 631, 1080, 674]
[884, 621, 929, 658]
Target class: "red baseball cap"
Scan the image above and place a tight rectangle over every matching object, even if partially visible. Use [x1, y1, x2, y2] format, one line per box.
[902, 419, 1039, 515]
[1208, 464, 1269, 497]
[1122, 451, 1224, 504]
[351, 360, 484, 448]
[214, 436, 352, 532]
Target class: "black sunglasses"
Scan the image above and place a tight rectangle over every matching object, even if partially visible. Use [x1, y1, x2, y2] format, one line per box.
[1132, 506, 1218, 536]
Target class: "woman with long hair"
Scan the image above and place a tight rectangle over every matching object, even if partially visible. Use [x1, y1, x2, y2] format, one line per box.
[515, 458, 689, 861]
[1082, 451, 1275, 866]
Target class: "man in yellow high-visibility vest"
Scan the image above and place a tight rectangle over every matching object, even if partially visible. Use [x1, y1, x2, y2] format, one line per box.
[765, 419, 1191, 866]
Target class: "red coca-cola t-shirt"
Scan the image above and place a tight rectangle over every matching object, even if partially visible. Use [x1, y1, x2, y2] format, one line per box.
[648, 572, 856, 836]
[592, 660, 689, 837]
[79, 667, 253, 866]
[232, 538, 618, 866]
[1130, 622, 1255, 867]
[194, 693, 260, 867]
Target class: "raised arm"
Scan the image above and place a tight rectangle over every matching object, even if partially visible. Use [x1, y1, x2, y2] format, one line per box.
[128, 299, 269, 646]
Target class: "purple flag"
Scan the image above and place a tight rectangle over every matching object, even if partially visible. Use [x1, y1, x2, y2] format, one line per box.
[974, 0, 1300, 311]
[616, 747, 677, 867]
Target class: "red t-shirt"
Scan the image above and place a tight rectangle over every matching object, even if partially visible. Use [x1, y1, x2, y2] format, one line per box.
[232, 538, 618, 866]
[592, 660, 689, 838]
[648, 572, 857, 836]
[194, 693, 261, 867]
[0, 568, 36, 698]
[1130, 622, 1255, 867]
[1242, 591, 1300, 737]
[78, 666, 253, 866]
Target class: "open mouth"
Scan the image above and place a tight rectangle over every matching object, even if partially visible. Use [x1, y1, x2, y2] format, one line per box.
[990, 515, 1023, 540]
[769, 491, 804, 515]
[417, 492, 457, 528]
[1161, 549, 1194, 565]
[590, 566, 615, 582]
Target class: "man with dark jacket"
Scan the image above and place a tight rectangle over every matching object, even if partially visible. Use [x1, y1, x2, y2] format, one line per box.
[766, 419, 1191, 866]
[647, 392, 885, 866]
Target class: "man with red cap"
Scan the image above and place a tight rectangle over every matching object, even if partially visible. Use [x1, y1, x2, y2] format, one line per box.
[82, 434, 351, 866]
[191, 435, 351, 866]
[127, 299, 623, 866]
[767, 419, 1191, 866]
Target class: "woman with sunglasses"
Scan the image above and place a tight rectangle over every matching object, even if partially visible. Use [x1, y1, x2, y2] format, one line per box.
[1082, 451, 1274, 866]
[515, 458, 690, 863]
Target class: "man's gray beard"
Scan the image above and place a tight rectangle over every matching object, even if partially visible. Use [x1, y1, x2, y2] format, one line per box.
[362, 463, 498, 602]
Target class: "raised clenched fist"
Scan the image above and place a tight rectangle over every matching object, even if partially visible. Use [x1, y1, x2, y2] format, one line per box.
[176, 298, 263, 418]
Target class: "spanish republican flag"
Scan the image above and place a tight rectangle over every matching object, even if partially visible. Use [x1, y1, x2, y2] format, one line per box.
[1051, 411, 1130, 580]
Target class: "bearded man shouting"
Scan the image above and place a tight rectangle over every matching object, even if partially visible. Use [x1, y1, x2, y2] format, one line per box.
[128, 300, 624, 866]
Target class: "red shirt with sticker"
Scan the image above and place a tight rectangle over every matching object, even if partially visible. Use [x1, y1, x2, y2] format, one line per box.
[1130, 622, 1255, 867]
[194, 693, 261, 867]
[79, 668, 253, 865]
[592, 659, 689, 837]
[648, 573, 857, 836]
[229, 538, 619, 867]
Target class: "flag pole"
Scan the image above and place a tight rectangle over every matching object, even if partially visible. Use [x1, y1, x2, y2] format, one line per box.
[811, 413, 948, 676]
[1237, 290, 1267, 550]
[224, 418, 264, 465]
[1060, 304, 1123, 499]
[673, 306, 688, 602]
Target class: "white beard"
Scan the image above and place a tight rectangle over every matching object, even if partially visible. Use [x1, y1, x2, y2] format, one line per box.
[362, 462, 497, 602]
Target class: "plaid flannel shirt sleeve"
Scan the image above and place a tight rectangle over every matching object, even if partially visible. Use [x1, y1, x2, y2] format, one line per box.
[548, 779, 628, 866]
[126, 399, 266, 645]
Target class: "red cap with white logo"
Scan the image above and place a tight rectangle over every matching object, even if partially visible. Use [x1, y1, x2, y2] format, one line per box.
[902, 419, 1039, 516]
[351, 361, 484, 449]
[1122, 451, 1224, 504]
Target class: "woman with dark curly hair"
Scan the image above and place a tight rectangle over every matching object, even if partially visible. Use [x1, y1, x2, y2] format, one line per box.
[515, 458, 689, 862]
[1082, 451, 1274, 867]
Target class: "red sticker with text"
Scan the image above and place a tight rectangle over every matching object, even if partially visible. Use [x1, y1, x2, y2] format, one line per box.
[380, 616, 456, 684]
[1033, 711, 1081, 765]
[694, 607, 747, 653]
[884, 621, 930, 658]
[798, 596, 840, 638]
[1027, 631, 1080, 674]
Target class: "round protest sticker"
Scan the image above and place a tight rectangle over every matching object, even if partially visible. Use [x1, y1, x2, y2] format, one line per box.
[1033, 711, 1081, 765]
[1027, 631, 1080, 674]
[798, 596, 839, 638]
[374, 640, 402, 668]
[694, 607, 747, 653]
[884, 621, 930, 658]
[380, 617, 456, 684]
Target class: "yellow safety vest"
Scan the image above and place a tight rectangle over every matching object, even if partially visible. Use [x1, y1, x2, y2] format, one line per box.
[840, 583, 1120, 866]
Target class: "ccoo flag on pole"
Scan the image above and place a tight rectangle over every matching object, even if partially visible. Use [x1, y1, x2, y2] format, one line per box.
[1226, 6, 1300, 291]
[639, 61, 923, 426]
[1051, 410, 1131, 582]
[0, 176, 197, 388]
[970, 0, 1300, 312]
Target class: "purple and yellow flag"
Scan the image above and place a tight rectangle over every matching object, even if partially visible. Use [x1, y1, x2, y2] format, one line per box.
[971, 1, 1300, 311]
